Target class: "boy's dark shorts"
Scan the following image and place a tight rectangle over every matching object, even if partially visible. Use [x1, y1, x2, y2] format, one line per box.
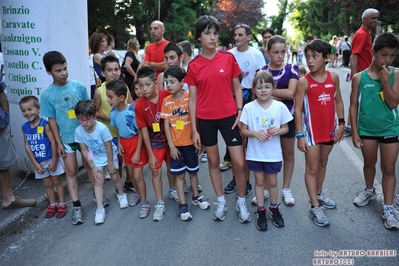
[360, 135, 399, 144]
[170, 145, 199, 175]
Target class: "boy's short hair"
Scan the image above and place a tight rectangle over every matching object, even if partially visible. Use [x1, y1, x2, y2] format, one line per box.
[164, 65, 187, 82]
[75, 100, 96, 117]
[195, 15, 219, 41]
[43, 51, 66, 72]
[267, 35, 286, 51]
[234, 23, 252, 36]
[372, 33, 399, 53]
[137, 66, 156, 82]
[177, 41, 193, 57]
[252, 70, 275, 88]
[19, 95, 40, 108]
[106, 79, 129, 97]
[304, 39, 331, 59]
[262, 28, 275, 36]
[101, 55, 120, 71]
[164, 43, 183, 57]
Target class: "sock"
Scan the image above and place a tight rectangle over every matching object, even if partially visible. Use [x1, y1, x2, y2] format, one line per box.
[192, 196, 199, 201]
[257, 206, 265, 211]
[366, 188, 374, 193]
[237, 196, 245, 204]
[58, 202, 66, 206]
[140, 201, 149, 206]
[50, 203, 57, 207]
[97, 204, 104, 209]
[157, 201, 165, 205]
[72, 200, 81, 207]
[270, 203, 278, 209]
[217, 195, 226, 203]
[169, 188, 176, 192]
[383, 204, 393, 209]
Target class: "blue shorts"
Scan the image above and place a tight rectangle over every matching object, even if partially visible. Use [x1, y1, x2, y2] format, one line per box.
[247, 160, 282, 174]
[170, 145, 199, 175]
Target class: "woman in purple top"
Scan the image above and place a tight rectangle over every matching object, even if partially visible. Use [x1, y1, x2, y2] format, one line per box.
[258, 35, 299, 207]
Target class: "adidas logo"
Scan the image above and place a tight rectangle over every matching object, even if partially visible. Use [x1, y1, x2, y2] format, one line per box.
[232, 138, 238, 142]
[219, 69, 225, 73]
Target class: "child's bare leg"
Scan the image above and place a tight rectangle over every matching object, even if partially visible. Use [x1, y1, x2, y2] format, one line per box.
[189, 173, 199, 198]
[62, 153, 79, 201]
[380, 142, 399, 205]
[176, 173, 186, 204]
[42, 177, 56, 204]
[316, 144, 334, 193]
[110, 170, 124, 194]
[133, 166, 146, 201]
[93, 170, 104, 205]
[304, 145, 321, 206]
[51, 175, 65, 203]
[204, 145, 223, 197]
[166, 162, 176, 189]
[228, 145, 246, 198]
[360, 139, 378, 189]
[254, 172, 265, 207]
[281, 137, 295, 189]
[152, 167, 163, 202]
[267, 173, 278, 204]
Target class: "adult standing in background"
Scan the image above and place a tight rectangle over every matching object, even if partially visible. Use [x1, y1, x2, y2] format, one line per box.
[105, 35, 117, 58]
[123, 38, 141, 90]
[222, 23, 266, 196]
[143, 20, 169, 78]
[340, 36, 351, 67]
[344, 8, 379, 137]
[0, 76, 36, 209]
[259, 28, 275, 64]
[89, 32, 108, 83]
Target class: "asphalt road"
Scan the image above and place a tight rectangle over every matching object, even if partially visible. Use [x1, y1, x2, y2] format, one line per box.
[1, 64, 398, 266]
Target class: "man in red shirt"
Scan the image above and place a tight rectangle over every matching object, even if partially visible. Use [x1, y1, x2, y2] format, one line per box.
[344, 8, 379, 137]
[143, 20, 169, 78]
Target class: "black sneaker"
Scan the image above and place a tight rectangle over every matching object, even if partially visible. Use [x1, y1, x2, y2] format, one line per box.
[245, 182, 253, 198]
[124, 182, 136, 192]
[268, 205, 285, 227]
[255, 209, 268, 231]
[224, 179, 236, 194]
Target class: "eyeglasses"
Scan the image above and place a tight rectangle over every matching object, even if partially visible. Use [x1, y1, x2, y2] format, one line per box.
[77, 116, 94, 123]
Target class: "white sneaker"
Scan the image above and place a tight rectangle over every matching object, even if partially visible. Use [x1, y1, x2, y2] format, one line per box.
[282, 188, 295, 206]
[200, 152, 208, 163]
[192, 196, 211, 210]
[213, 201, 227, 221]
[153, 203, 166, 222]
[94, 207, 106, 224]
[169, 189, 180, 202]
[117, 193, 128, 209]
[382, 207, 399, 230]
[251, 190, 270, 205]
[105, 171, 111, 180]
[236, 201, 251, 223]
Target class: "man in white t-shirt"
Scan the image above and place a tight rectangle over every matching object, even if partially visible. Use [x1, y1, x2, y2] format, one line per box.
[221, 23, 266, 196]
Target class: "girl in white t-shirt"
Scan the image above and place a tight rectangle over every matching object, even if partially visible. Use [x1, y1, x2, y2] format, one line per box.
[240, 71, 293, 231]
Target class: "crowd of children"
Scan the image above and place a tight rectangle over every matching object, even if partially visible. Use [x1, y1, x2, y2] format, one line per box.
[18, 16, 399, 231]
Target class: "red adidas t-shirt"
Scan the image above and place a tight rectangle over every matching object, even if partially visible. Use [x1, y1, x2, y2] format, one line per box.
[185, 50, 241, 120]
[136, 89, 170, 150]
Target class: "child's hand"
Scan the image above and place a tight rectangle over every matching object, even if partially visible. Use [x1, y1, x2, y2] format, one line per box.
[253, 131, 271, 142]
[195, 147, 202, 156]
[48, 161, 57, 172]
[57, 144, 65, 158]
[334, 126, 344, 144]
[118, 145, 124, 156]
[297, 138, 309, 152]
[268, 126, 279, 136]
[107, 164, 116, 175]
[169, 146, 180, 161]
[351, 132, 363, 149]
[148, 155, 159, 171]
[192, 132, 202, 150]
[91, 167, 103, 180]
[132, 151, 140, 164]
[34, 162, 45, 174]
[379, 65, 393, 83]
